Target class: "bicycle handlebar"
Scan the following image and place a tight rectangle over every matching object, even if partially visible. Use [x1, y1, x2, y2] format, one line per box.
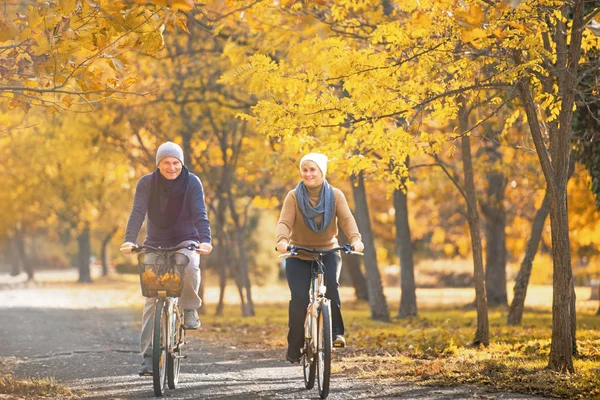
[278, 244, 363, 257]
[132, 243, 200, 253]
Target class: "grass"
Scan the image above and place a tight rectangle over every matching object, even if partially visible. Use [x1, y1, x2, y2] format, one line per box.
[0, 357, 78, 399]
[0, 374, 77, 399]
[193, 302, 600, 399]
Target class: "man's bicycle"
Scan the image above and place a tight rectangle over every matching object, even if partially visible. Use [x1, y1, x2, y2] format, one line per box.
[280, 244, 362, 399]
[133, 243, 199, 397]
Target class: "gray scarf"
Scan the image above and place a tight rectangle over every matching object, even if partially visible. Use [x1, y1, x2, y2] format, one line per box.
[296, 180, 334, 233]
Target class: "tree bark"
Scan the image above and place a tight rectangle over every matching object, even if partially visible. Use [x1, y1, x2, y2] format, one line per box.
[547, 187, 574, 371]
[8, 235, 20, 277]
[77, 223, 92, 283]
[480, 141, 507, 307]
[338, 224, 368, 301]
[459, 102, 489, 346]
[101, 228, 117, 276]
[350, 172, 390, 321]
[214, 228, 228, 317]
[394, 185, 417, 318]
[508, 192, 550, 325]
[14, 230, 33, 281]
[235, 224, 255, 317]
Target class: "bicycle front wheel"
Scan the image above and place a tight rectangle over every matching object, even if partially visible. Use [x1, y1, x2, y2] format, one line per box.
[152, 298, 168, 397]
[167, 306, 183, 389]
[302, 312, 316, 389]
[316, 301, 332, 399]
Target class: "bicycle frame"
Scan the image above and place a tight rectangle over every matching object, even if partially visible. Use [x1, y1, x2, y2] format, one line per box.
[281, 244, 361, 399]
[133, 243, 198, 396]
[305, 257, 328, 361]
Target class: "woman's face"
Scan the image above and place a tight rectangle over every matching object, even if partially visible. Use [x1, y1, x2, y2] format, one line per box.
[301, 161, 324, 188]
[158, 157, 183, 180]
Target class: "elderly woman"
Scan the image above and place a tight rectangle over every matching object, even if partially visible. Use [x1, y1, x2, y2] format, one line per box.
[276, 153, 364, 363]
[120, 141, 212, 375]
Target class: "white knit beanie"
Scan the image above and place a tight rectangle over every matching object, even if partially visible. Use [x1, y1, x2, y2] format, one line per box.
[300, 153, 328, 178]
[156, 141, 184, 166]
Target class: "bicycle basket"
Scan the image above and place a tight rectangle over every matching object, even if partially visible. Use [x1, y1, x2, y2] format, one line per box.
[138, 252, 188, 297]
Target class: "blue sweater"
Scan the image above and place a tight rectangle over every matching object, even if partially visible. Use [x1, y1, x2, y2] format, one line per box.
[124, 172, 211, 247]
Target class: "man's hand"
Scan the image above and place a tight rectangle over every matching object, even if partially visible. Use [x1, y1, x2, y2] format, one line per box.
[197, 242, 213, 255]
[350, 240, 364, 252]
[276, 241, 289, 254]
[120, 242, 135, 255]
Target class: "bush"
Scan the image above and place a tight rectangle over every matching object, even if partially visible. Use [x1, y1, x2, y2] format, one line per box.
[115, 262, 137, 274]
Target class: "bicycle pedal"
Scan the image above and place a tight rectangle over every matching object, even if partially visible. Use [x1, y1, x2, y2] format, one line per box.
[333, 343, 346, 348]
[138, 371, 153, 377]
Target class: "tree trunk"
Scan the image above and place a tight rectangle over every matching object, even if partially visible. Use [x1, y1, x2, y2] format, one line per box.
[101, 228, 117, 276]
[459, 102, 489, 346]
[214, 202, 229, 316]
[236, 225, 255, 317]
[8, 235, 20, 277]
[350, 172, 390, 321]
[480, 142, 507, 306]
[77, 223, 92, 283]
[214, 236, 228, 316]
[508, 192, 550, 325]
[338, 225, 368, 301]
[394, 186, 417, 318]
[547, 188, 573, 371]
[14, 230, 34, 281]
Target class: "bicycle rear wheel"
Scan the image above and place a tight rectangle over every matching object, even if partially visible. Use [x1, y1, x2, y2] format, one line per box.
[153, 298, 168, 397]
[167, 306, 183, 389]
[317, 301, 332, 399]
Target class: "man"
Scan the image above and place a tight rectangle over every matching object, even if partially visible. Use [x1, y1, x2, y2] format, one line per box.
[120, 141, 212, 375]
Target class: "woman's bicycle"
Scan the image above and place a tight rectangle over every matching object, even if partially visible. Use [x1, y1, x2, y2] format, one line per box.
[133, 243, 200, 397]
[280, 244, 362, 399]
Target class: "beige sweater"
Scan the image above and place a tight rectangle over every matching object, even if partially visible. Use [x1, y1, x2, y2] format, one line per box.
[276, 185, 361, 258]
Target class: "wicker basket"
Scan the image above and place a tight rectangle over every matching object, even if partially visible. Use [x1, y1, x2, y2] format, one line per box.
[138, 252, 186, 297]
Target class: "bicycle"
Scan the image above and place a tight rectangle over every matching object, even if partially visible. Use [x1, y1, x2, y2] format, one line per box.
[280, 243, 362, 399]
[133, 243, 201, 397]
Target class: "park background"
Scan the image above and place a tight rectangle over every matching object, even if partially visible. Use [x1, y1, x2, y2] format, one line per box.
[1, 0, 600, 398]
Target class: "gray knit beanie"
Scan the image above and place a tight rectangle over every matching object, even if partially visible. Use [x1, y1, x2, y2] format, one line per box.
[156, 141, 184, 166]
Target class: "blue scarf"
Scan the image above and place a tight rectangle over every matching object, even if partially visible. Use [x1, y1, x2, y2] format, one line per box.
[296, 180, 334, 233]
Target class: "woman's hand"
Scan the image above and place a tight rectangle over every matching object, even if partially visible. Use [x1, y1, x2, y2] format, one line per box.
[350, 240, 364, 252]
[197, 242, 213, 255]
[120, 242, 135, 255]
[276, 241, 289, 254]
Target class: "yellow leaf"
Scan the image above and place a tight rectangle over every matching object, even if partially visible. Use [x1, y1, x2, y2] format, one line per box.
[0, 20, 18, 42]
[170, 0, 195, 12]
[59, 0, 77, 13]
[461, 27, 487, 44]
[62, 95, 74, 108]
[176, 16, 190, 33]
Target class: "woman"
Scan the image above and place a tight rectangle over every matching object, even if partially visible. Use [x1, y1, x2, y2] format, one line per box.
[276, 152, 364, 363]
[120, 141, 212, 375]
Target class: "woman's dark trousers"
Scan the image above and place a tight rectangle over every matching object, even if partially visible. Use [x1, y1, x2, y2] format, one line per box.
[285, 252, 344, 350]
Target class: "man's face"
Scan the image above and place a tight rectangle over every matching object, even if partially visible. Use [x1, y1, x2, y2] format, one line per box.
[158, 157, 183, 180]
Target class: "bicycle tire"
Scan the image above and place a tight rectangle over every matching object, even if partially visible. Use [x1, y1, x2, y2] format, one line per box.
[153, 298, 168, 397]
[317, 301, 332, 399]
[167, 306, 182, 389]
[303, 311, 316, 389]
